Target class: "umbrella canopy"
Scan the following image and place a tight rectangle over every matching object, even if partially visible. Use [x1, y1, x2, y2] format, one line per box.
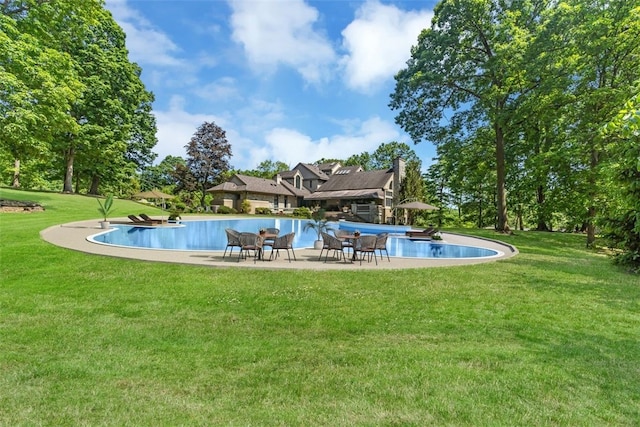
[133, 189, 174, 200]
[395, 201, 439, 211]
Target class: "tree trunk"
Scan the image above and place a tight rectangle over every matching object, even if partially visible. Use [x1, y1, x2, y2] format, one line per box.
[89, 175, 100, 195]
[586, 147, 599, 247]
[536, 185, 550, 231]
[495, 123, 510, 233]
[477, 185, 483, 228]
[63, 147, 74, 193]
[12, 159, 20, 188]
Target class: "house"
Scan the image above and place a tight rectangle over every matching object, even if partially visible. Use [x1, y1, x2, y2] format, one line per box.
[207, 174, 309, 214]
[207, 158, 406, 222]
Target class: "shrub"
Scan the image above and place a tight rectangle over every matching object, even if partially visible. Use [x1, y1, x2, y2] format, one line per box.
[216, 205, 237, 214]
[255, 207, 272, 215]
[293, 207, 312, 218]
[172, 201, 187, 213]
[240, 199, 251, 214]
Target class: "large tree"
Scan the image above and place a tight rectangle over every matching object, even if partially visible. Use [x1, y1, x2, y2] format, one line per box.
[391, 0, 548, 232]
[601, 92, 640, 272]
[58, 7, 156, 194]
[0, 9, 81, 187]
[397, 159, 426, 225]
[556, 0, 640, 246]
[371, 141, 419, 170]
[185, 121, 232, 208]
[1, 0, 156, 194]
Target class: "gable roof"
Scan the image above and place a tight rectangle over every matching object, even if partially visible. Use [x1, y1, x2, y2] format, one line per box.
[207, 174, 296, 196]
[278, 169, 301, 179]
[292, 163, 330, 180]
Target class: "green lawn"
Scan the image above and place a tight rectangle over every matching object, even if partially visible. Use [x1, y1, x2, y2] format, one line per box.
[1, 188, 639, 425]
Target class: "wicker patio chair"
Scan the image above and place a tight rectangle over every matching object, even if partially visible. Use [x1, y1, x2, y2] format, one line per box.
[375, 232, 390, 261]
[238, 232, 263, 263]
[223, 228, 242, 258]
[268, 232, 296, 262]
[354, 235, 378, 265]
[320, 231, 348, 263]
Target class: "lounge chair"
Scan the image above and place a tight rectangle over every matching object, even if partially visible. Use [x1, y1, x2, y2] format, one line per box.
[354, 235, 378, 265]
[375, 232, 390, 261]
[223, 228, 241, 258]
[238, 232, 263, 263]
[320, 231, 348, 263]
[405, 227, 437, 239]
[268, 232, 296, 262]
[139, 213, 167, 225]
[127, 215, 154, 225]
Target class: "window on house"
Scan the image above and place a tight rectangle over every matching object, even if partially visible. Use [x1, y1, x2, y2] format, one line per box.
[274, 196, 279, 209]
[295, 176, 301, 189]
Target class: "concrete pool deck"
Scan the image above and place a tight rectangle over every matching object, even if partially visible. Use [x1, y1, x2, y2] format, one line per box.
[41, 217, 518, 270]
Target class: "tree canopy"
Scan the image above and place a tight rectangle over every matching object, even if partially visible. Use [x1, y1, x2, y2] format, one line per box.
[1, 0, 157, 195]
[184, 121, 232, 208]
[391, 0, 640, 252]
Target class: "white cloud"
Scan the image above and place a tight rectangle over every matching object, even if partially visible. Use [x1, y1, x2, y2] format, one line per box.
[151, 96, 272, 171]
[228, 0, 336, 83]
[105, 0, 185, 68]
[341, 0, 433, 93]
[152, 92, 402, 170]
[262, 117, 401, 165]
[152, 96, 222, 161]
[194, 77, 241, 102]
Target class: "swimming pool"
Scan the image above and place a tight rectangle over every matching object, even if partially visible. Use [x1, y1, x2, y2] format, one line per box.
[337, 220, 411, 235]
[89, 218, 501, 259]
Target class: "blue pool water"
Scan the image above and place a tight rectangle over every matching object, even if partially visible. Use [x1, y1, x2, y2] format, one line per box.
[89, 218, 500, 259]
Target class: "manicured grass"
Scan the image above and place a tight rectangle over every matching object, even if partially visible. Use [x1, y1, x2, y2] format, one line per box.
[1, 188, 639, 425]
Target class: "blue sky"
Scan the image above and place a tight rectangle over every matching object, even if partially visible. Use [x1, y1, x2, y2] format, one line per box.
[105, 0, 438, 171]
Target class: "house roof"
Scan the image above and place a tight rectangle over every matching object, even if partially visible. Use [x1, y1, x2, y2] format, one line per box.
[207, 174, 295, 196]
[293, 163, 330, 180]
[278, 170, 299, 179]
[303, 170, 391, 201]
[280, 179, 310, 197]
[333, 165, 362, 176]
[305, 189, 384, 200]
[315, 170, 391, 192]
[317, 162, 342, 175]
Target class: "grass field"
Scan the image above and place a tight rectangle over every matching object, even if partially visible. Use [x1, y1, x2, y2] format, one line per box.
[1, 188, 639, 425]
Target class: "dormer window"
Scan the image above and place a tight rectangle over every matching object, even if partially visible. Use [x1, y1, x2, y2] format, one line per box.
[295, 175, 301, 189]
